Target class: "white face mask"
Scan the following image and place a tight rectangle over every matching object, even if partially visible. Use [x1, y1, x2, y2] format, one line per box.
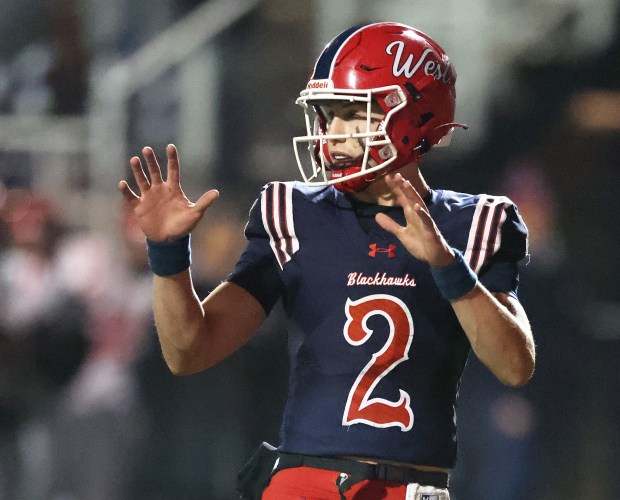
[293, 87, 404, 191]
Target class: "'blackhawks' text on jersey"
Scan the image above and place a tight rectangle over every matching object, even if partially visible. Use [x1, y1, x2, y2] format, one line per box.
[228, 182, 528, 468]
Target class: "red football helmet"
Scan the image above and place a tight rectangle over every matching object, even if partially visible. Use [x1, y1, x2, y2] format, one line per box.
[293, 22, 467, 193]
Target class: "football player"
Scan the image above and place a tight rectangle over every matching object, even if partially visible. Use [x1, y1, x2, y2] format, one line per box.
[119, 22, 535, 500]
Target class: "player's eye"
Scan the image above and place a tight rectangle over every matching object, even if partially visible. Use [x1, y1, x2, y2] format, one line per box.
[345, 111, 366, 121]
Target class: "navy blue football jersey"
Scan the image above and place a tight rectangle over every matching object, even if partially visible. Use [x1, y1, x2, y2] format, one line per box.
[228, 181, 528, 468]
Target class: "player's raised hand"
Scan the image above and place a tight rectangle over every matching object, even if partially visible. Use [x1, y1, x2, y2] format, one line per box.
[376, 173, 455, 268]
[118, 144, 219, 242]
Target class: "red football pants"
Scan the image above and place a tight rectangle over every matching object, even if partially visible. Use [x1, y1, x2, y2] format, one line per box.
[261, 466, 450, 499]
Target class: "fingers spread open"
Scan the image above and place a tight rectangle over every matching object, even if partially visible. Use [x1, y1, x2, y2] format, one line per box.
[394, 173, 425, 207]
[195, 189, 220, 213]
[142, 146, 164, 184]
[412, 203, 434, 228]
[130, 156, 150, 192]
[166, 144, 180, 186]
[383, 174, 408, 207]
[375, 212, 403, 236]
[118, 180, 140, 206]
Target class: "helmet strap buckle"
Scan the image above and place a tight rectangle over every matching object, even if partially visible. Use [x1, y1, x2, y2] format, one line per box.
[384, 91, 404, 108]
[378, 145, 393, 160]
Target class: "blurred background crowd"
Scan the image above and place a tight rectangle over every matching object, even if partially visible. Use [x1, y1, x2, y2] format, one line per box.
[0, 0, 618, 499]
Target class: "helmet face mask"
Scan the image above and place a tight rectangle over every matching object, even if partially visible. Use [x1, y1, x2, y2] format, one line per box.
[294, 87, 404, 192]
[293, 22, 465, 193]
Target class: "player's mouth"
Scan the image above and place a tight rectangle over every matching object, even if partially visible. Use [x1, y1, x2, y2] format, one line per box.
[327, 153, 360, 170]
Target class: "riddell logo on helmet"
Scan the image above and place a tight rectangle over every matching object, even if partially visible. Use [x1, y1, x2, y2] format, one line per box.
[307, 80, 332, 89]
[386, 41, 452, 83]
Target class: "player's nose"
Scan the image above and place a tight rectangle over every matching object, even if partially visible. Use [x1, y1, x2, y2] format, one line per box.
[326, 116, 349, 139]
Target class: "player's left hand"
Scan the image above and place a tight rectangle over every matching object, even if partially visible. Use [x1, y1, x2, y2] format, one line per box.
[376, 173, 455, 268]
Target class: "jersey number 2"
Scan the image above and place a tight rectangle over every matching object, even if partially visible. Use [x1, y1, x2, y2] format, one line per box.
[342, 294, 414, 431]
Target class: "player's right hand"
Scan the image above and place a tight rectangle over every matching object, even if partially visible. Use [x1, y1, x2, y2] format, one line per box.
[118, 144, 219, 242]
[376, 173, 455, 269]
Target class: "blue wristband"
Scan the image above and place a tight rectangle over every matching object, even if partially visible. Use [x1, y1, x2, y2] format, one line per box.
[430, 248, 478, 301]
[146, 235, 191, 276]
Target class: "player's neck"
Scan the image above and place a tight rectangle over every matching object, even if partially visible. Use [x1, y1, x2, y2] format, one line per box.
[352, 163, 429, 206]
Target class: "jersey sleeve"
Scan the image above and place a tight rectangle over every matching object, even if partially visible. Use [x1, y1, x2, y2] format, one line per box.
[226, 187, 284, 315]
[462, 196, 529, 297]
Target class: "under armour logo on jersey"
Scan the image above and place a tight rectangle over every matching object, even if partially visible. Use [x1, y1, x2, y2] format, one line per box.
[369, 243, 396, 258]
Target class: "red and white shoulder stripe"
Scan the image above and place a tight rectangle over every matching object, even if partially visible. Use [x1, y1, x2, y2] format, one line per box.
[260, 182, 299, 269]
[464, 195, 512, 274]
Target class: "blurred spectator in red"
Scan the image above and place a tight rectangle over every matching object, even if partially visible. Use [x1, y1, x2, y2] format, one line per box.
[45, 201, 153, 500]
[0, 188, 89, 499]
[0, 182, 9, 252]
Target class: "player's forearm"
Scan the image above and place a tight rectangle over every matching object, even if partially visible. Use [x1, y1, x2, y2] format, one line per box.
[153, 270, 209, 375]
[451, 285, 535, 387]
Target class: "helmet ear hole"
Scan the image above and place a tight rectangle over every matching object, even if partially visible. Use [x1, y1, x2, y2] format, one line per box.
[403, 82, 422, 102]
[419, 113, 434, 127]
